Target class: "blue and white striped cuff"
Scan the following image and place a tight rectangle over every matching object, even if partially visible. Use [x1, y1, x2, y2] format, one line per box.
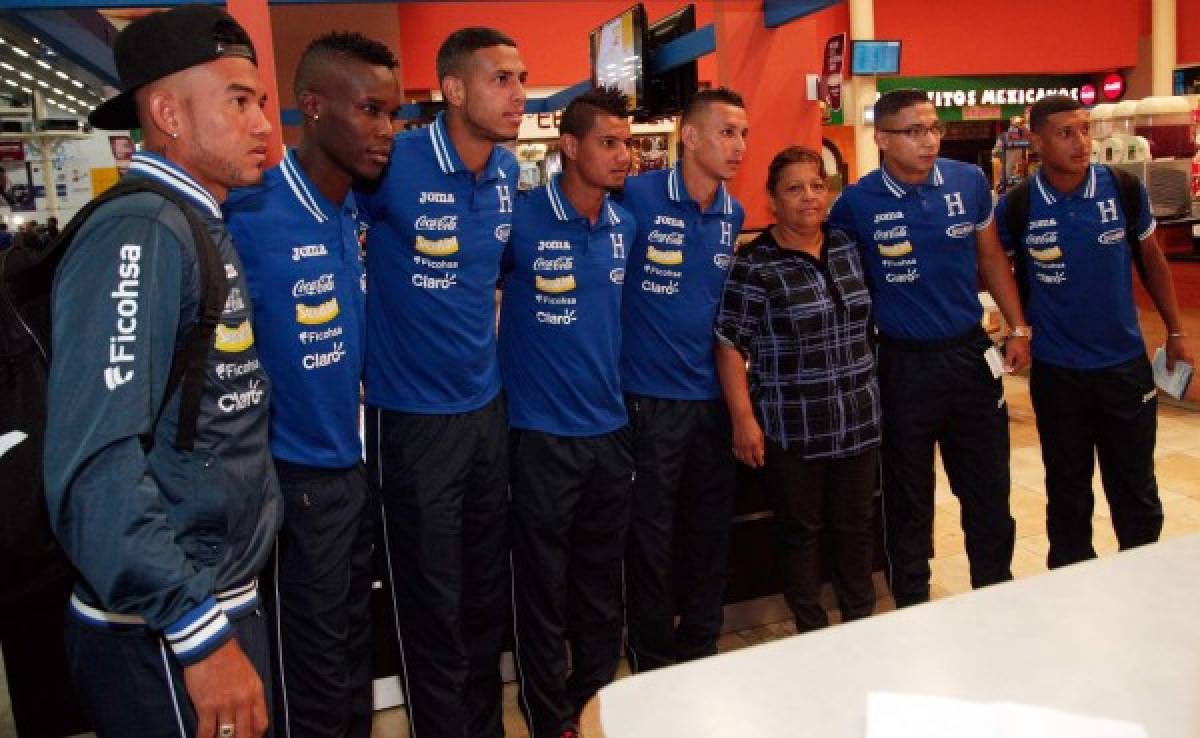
[164, 596, 234, 665]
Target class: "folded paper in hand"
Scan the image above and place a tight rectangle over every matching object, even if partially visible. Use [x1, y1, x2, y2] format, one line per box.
[1152, 347, 1193, 400]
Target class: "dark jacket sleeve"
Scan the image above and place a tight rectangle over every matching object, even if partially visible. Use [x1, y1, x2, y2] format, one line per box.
[43, 207, 232, 665]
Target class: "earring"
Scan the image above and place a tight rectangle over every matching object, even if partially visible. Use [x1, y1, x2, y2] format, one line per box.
[312, 114, 319, 121]
[169, 131, 179, 139]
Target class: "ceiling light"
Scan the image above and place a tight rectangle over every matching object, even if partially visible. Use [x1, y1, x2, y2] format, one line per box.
[31, 37, 40, 44]
[36, 80, 47, 88]
[4, 80, 16, 87]
[35, 60, 49, 70]
[19, 72, 31, 80]
[11, 47, 29, 58]
[70, 79, 82, 88]
[0, 62, 12, 71]
[51, 87, 62, 95]
[20, 86, 30, 93]
[55, 70, 67, 80]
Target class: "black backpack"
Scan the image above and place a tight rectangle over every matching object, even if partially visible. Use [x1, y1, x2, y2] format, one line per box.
[0, 178, 227, 606]
[1004, 165, 1146, 306]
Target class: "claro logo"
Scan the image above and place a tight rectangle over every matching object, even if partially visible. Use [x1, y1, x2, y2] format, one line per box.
[105, 243, 142, 391]
[218, 379, 265, 413]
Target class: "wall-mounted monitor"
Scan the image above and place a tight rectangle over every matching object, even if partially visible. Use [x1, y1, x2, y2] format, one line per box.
[850, 40, 901, 76]
[590, 4, 648, 118]
[645, 4, 698, 119]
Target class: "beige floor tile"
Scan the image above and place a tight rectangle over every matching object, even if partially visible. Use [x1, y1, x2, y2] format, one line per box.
[1010, 544, 1049, 579]
[929, 552, 972, 595]
[1015, 532, 1051, 560]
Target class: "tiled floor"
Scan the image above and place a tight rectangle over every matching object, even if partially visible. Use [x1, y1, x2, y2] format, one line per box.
[2, 373, 1197, 738]
[370, 372, 1200, 738]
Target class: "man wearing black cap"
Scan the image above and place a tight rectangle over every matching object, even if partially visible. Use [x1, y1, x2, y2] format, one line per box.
[42, 6, 280, 738]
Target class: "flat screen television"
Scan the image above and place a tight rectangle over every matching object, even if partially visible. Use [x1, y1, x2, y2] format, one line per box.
[850, 40, 901, 76]
[645, 4, 698, 120]
[590, 4, 648, 118]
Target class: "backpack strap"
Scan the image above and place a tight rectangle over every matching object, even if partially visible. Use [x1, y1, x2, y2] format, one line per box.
[47, 178, 227, 451]
[1104, 164, 1148, 285]
[1004, 176, 1034, 307]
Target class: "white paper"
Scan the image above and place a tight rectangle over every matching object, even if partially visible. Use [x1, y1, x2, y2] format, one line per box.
[866, 692, 1148, 738]
[1152, 347, 1193, 400]
[983, 345, 1005, 379]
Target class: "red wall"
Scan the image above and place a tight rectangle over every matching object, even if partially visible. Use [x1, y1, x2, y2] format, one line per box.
[716, 0, 840, 228]
[874, 0, 1140, 75]
[397, 1, 716, 91]
[1180, 0, 1200, 65]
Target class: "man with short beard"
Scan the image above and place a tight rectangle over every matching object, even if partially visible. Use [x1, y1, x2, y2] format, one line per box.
[43, 6, 279, 737]
[225, 32, 400, 738]
[358, 26, 526, 738]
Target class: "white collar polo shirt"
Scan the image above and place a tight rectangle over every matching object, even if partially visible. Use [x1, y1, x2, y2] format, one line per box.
[617, 164, 745, 401]
[996, 164, 1155, 369]
[829, 158, 995, 342]
[499, 176, 635, 436]
[358, 112, 519, 414]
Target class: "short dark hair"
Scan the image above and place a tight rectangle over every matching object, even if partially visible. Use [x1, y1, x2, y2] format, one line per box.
[874, 88, 932, 126]
[559, 86, 630, 139]
[1029, 94, 1084, 132]
[436, 27, 517, 81]
[294, 31, 397, 99]
[680, 87, 745, 125]
[765, 146, 826, 195]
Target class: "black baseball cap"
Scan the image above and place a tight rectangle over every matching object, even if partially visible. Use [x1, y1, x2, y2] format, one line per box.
[89, 5, 258, 130]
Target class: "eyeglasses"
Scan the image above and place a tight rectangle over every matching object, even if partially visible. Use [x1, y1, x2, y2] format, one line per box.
[879, 122, 948, 140]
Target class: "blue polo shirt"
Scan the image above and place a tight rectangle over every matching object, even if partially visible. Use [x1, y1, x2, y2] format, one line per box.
[829, 158, 994, 341]
[500, 177, 634, 436]
[996, 165, 1154, 369]
[358, 112, 518, 413]
[618, 164, 745, 400]
[225, 150, 365, 468]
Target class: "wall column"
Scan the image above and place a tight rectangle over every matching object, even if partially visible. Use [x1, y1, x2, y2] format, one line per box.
[227, 0, 284, 167]
[846, 0, 878, 176]
[1152, 0, 1177, 96]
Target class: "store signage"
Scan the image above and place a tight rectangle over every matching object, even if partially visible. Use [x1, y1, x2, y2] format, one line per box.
[920, 86, 1081, 108]
[1080, 84, 1097, 106]
[963, 105, 1003, 121]
[1102, 73, 1125, 100]
[822, 32, 846, 112]
[535, 111, 563, 129]
[878, 76, 1092, 110]
[0, 141, 23, 162]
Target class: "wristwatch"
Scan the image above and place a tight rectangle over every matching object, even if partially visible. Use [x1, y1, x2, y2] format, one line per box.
[1010, 325, 1033, 339]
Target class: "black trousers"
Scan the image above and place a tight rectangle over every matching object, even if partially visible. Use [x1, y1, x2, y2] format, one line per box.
[367, 396, 509, 738]
[622, 395, 735, 673]
[262, 462, 374, 738]
[64, 606, 273, 738]
[0, 586, 89, 738]
[877, 328, 1014, 606]
[509, 427, 634, 738]
[761, 444, 879, 633]
[1029, 355, 1162, 568]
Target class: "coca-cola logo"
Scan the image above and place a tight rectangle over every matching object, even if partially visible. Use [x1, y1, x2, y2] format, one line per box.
[292, 273, 335, 298]
[532, 256, 573, 271]
[414, 214, 458, 231]
[1102, 73, 1124, 101]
